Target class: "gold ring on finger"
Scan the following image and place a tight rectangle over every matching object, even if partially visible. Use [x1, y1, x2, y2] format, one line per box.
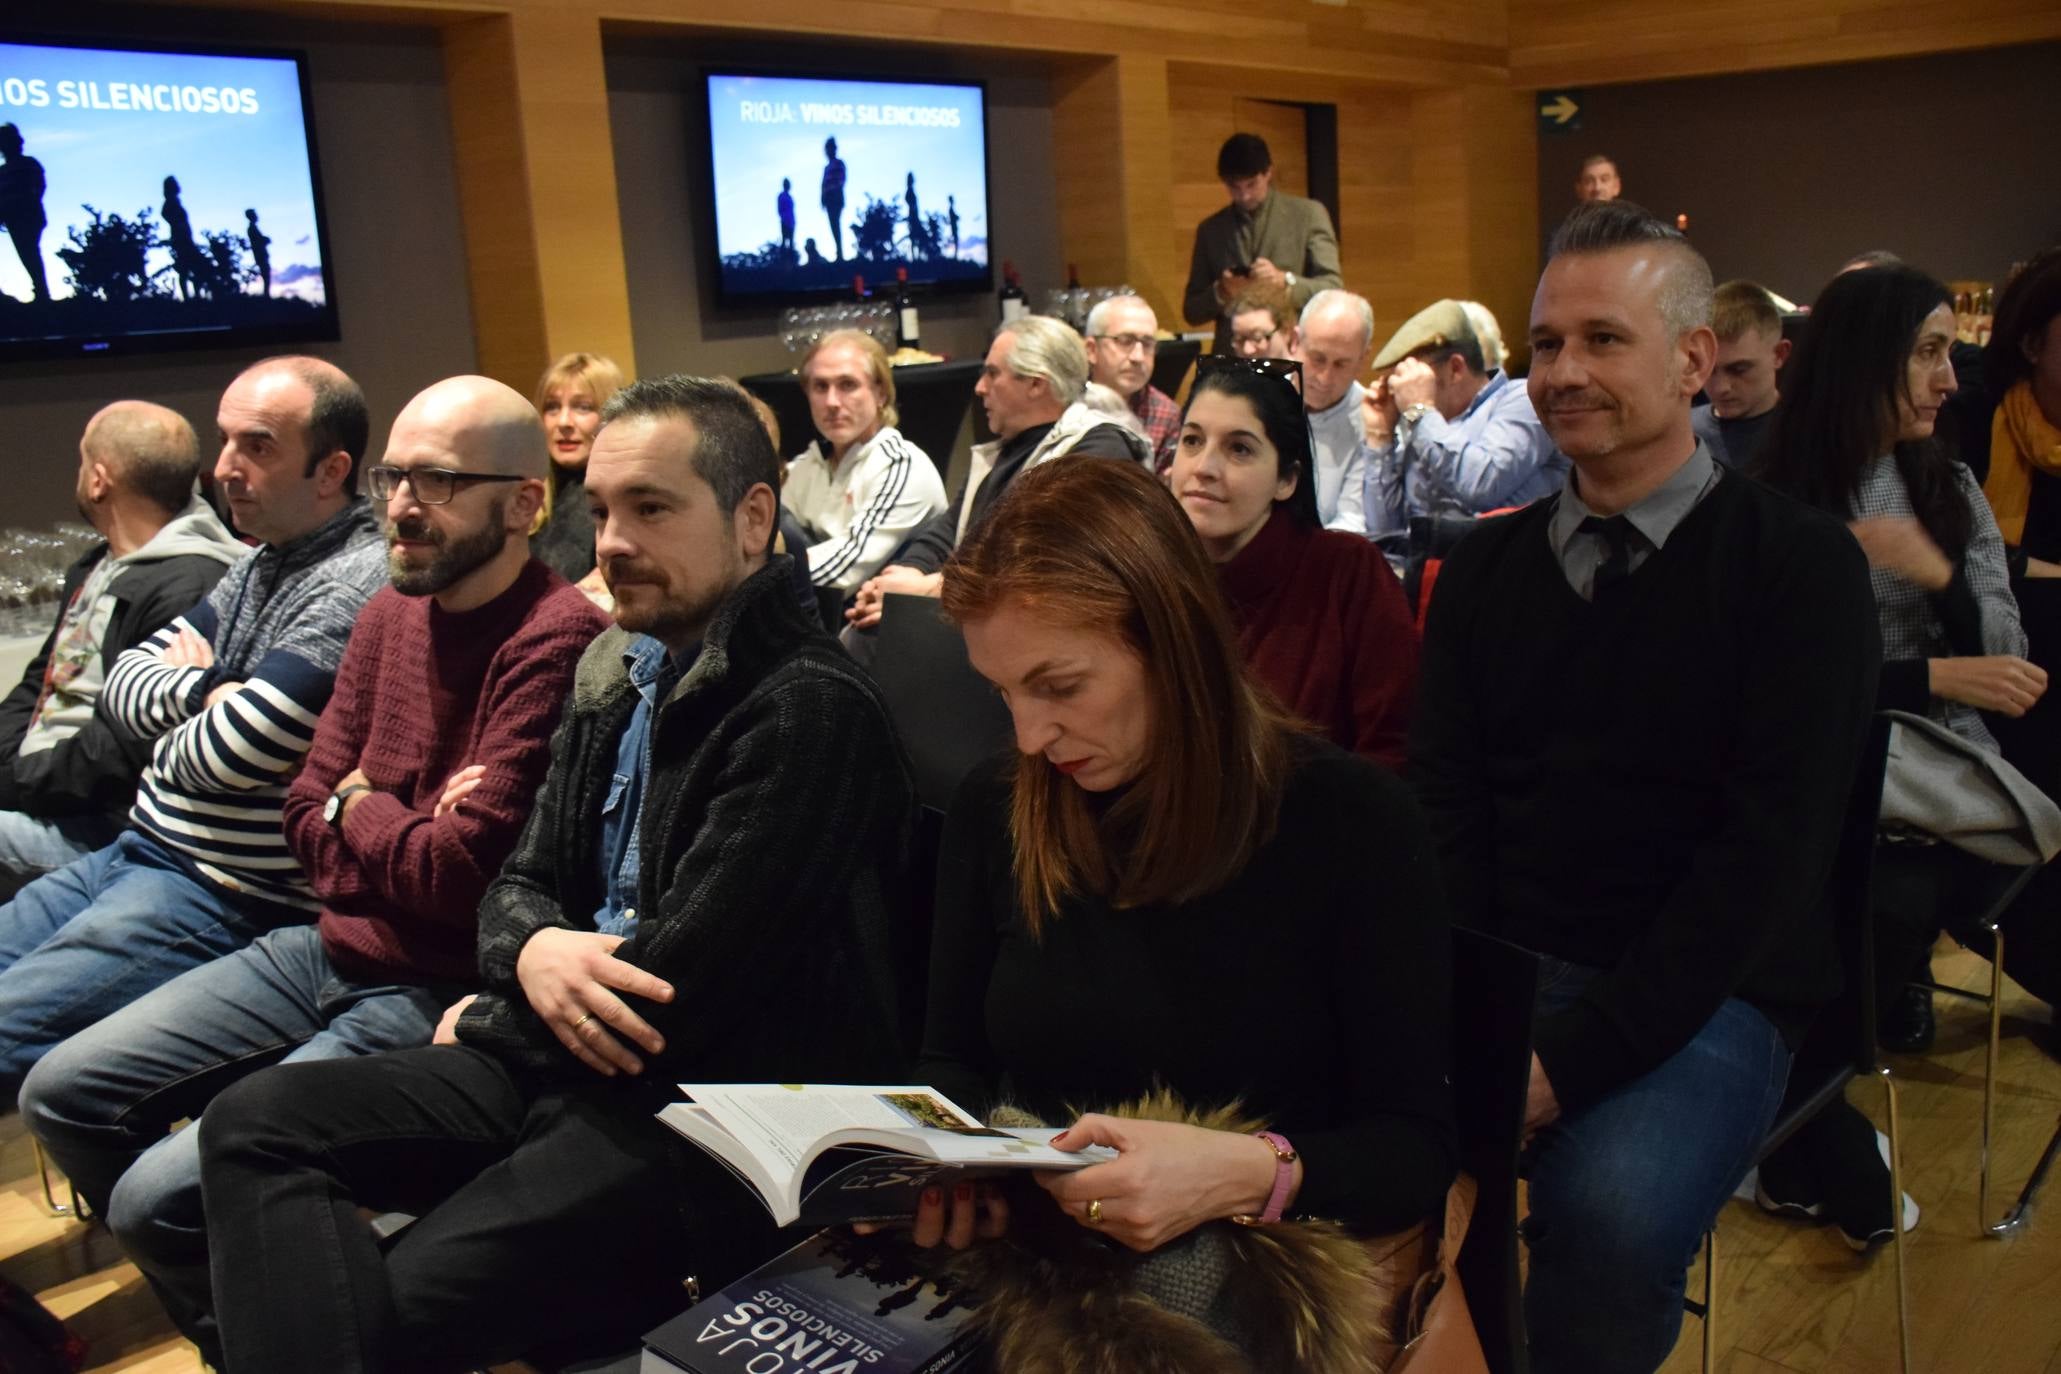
[1087, 1198, 1104, 1225]
[572, 1012, 595, 1031]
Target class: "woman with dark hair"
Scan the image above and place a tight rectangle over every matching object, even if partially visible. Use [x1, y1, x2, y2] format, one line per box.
[1171, 357, 1419, 769]
[1981, 246, 2061, 561]
[902, 456, 1454, 1368]
[1754, 263, 2047, 1248]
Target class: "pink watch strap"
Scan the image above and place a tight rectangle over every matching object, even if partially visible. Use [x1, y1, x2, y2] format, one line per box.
[1234, 1130, 1297, 1225]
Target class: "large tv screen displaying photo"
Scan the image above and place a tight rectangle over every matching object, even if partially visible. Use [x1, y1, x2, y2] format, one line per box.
[704, 71, 990, 303]
[0, 35, 337, 361]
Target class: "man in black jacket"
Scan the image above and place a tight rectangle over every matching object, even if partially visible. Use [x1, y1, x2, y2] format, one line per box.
[1410, 202, 1880, 1374]
[196, 376, 916, 1373]
[0, 402, 240, 886]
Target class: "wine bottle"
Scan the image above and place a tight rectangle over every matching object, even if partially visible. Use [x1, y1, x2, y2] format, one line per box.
[1066, 262, 1081, 289]
[894, 266, 921, 351]
[999, 260, 1028, 323]
[852, 274, 867, 300]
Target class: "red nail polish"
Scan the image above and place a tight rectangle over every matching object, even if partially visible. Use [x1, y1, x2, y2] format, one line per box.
[922, 1187, 942, 1205]
[954, 1182, 973, 1203]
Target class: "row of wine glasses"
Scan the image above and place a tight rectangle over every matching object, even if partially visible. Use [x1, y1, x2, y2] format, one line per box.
[779, 304, 899, 355]
[0, 524, 100, 638]
[1040, 284, 1135, 333]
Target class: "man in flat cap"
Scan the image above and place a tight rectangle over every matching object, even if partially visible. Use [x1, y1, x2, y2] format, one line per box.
[1363, 299, 1565, 551]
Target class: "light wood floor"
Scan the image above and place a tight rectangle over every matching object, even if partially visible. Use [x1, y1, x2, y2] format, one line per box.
[1, 942, 2056, 1374]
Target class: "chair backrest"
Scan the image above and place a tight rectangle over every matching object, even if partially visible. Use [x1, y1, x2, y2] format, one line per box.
[868, 594, 1013, 813]
[1449, 925, 1541, 1374]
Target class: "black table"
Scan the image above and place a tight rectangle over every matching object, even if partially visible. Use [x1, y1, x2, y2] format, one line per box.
[740, 360, 982, 476]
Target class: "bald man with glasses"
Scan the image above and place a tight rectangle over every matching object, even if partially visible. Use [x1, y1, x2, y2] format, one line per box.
[1085, 294, 1179, 472]
[20, 376, 609, 1361]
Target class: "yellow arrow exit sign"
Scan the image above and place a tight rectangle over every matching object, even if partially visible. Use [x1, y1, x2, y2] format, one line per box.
[1538, 91, 1582, 132]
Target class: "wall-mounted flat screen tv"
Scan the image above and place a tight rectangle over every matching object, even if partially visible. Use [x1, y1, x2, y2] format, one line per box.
[0, 35, 337, 362]
[703, 70, 991, 304]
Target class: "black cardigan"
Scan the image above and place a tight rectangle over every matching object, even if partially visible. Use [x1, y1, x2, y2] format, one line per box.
[916, 741, 1457, 1233]
[1409, 473, 1881, 1111]
[0, 544, 229, 821]
[456, 556, 917, 1088]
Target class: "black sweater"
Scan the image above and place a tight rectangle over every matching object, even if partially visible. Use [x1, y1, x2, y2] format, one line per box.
[1409, 473, 1881, 1111]
[456, 557, 917, 1087]
[915, 742, 1456, 1233]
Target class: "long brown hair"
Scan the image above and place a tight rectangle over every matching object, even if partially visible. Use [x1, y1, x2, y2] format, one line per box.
[941, 457, 1298, 931]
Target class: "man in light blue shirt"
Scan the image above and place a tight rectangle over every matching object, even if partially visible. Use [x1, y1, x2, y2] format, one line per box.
[1363, 299, 1566, 551]
[1292, 288, 1376, 534]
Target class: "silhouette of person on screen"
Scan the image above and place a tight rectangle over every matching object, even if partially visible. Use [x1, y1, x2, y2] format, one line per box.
[244, 209, 272, 297]
[904, 173, 922, 259]
[948, 196, 960, 259]
[777, 178, 796, 260]
[0, 124, 50, 303]
[821, 138, 846, 262]
[162, 177, 202, 302]
[803, 237, 826, 268]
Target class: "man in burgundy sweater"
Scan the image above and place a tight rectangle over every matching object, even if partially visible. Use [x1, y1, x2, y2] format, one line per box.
[19, 376, 609, 1356]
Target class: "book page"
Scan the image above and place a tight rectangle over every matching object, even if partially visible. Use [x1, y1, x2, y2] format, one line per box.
[677, 1084, 995, 1173]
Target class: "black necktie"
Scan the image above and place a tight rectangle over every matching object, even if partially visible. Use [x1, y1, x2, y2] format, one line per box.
[1579, 514, 1635, 603]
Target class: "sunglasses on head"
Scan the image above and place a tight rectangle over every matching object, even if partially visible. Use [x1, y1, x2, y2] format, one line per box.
[1196, 352, 1303, 395]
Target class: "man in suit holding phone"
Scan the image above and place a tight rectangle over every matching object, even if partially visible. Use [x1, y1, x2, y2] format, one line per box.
[1182, 133, 1343, 357]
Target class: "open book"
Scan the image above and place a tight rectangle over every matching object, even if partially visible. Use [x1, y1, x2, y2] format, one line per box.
[658, 1083, 1110, 1227]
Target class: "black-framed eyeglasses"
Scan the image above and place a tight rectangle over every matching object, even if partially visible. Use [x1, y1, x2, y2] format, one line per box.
[367, 464, 528, 506]
[1196, 353, 1303, 394]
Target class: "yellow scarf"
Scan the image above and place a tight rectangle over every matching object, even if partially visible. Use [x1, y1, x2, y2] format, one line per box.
[1982, 379, 2061, 544]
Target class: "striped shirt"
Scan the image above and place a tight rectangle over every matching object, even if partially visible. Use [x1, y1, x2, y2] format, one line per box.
[101, 500, 388, 909]
[784, 426, 948, 594]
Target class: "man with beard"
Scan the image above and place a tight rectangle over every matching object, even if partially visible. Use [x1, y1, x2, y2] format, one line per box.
[20, 375, 608, 1359]
[197, 378, 913, 1372]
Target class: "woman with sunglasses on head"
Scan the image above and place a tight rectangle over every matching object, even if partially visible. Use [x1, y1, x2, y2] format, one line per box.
[1170, 357, 1419, 769]
[1754, 262, 2049, 1249]
[902, 455, 1453, 1367]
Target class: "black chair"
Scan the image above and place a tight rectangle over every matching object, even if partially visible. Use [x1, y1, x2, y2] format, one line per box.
[1687, 714, 1907, 1373]
[867, 594, 1012, 813]
[1403, 514, 1480, 622]
[1450, 925, 1541, 1374]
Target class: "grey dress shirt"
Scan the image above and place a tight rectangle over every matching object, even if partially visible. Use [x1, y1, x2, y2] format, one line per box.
[1547, 440, 1722, 601]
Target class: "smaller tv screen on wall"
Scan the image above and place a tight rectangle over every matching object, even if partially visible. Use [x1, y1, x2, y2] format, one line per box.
[703, 70, 991, 304]
[0, 35, 338, 362]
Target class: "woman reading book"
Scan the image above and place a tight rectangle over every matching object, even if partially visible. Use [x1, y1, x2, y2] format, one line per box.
[902, 453, 1456, 1362]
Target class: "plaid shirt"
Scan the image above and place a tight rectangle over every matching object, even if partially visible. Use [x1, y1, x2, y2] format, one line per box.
[1129, 385, 1182, 474]
[1854, 455, 2026, 750]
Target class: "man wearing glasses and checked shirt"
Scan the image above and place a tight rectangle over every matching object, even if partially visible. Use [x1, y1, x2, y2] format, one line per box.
[1084, 294, 1180, 473]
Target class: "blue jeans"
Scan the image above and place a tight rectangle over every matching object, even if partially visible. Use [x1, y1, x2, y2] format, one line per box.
[1521, 958, 1792, 1374]
[19, 925, 451, 1355]
[0, 807, 120, 881]
[0, 830, 295, 1099]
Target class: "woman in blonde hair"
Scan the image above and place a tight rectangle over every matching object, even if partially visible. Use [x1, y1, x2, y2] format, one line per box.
[532, 352, 625, 584]
[900, 456, 1454, 1369]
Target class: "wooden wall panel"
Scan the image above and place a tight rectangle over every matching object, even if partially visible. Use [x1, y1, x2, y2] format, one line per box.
[1512, 0, 2061, 88]
[441, 8, 636, 387]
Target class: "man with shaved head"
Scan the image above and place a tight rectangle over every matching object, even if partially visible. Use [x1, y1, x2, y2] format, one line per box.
[1292, 288, 1377, 532]
[1410, 202, 1880, 1371]
[0, 356, 388, 1104]
[0, 402, 240, 885]
[21, 374, 608, 1356]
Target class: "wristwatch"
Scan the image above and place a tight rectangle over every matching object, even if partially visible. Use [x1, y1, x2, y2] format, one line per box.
[324, 783, 373, 828]
[1285, 271, 1297, 290]
[1230, 1130, 1298, 1226]
[1401, 402, 1435, 430]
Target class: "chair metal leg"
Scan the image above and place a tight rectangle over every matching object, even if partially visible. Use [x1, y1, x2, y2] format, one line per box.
[1981, 920, 2005, 1236]
[30, 1136, 84, 1219]
[1699, 1226, 1717, 1374]
[1878, 1067, 1912, 1374]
